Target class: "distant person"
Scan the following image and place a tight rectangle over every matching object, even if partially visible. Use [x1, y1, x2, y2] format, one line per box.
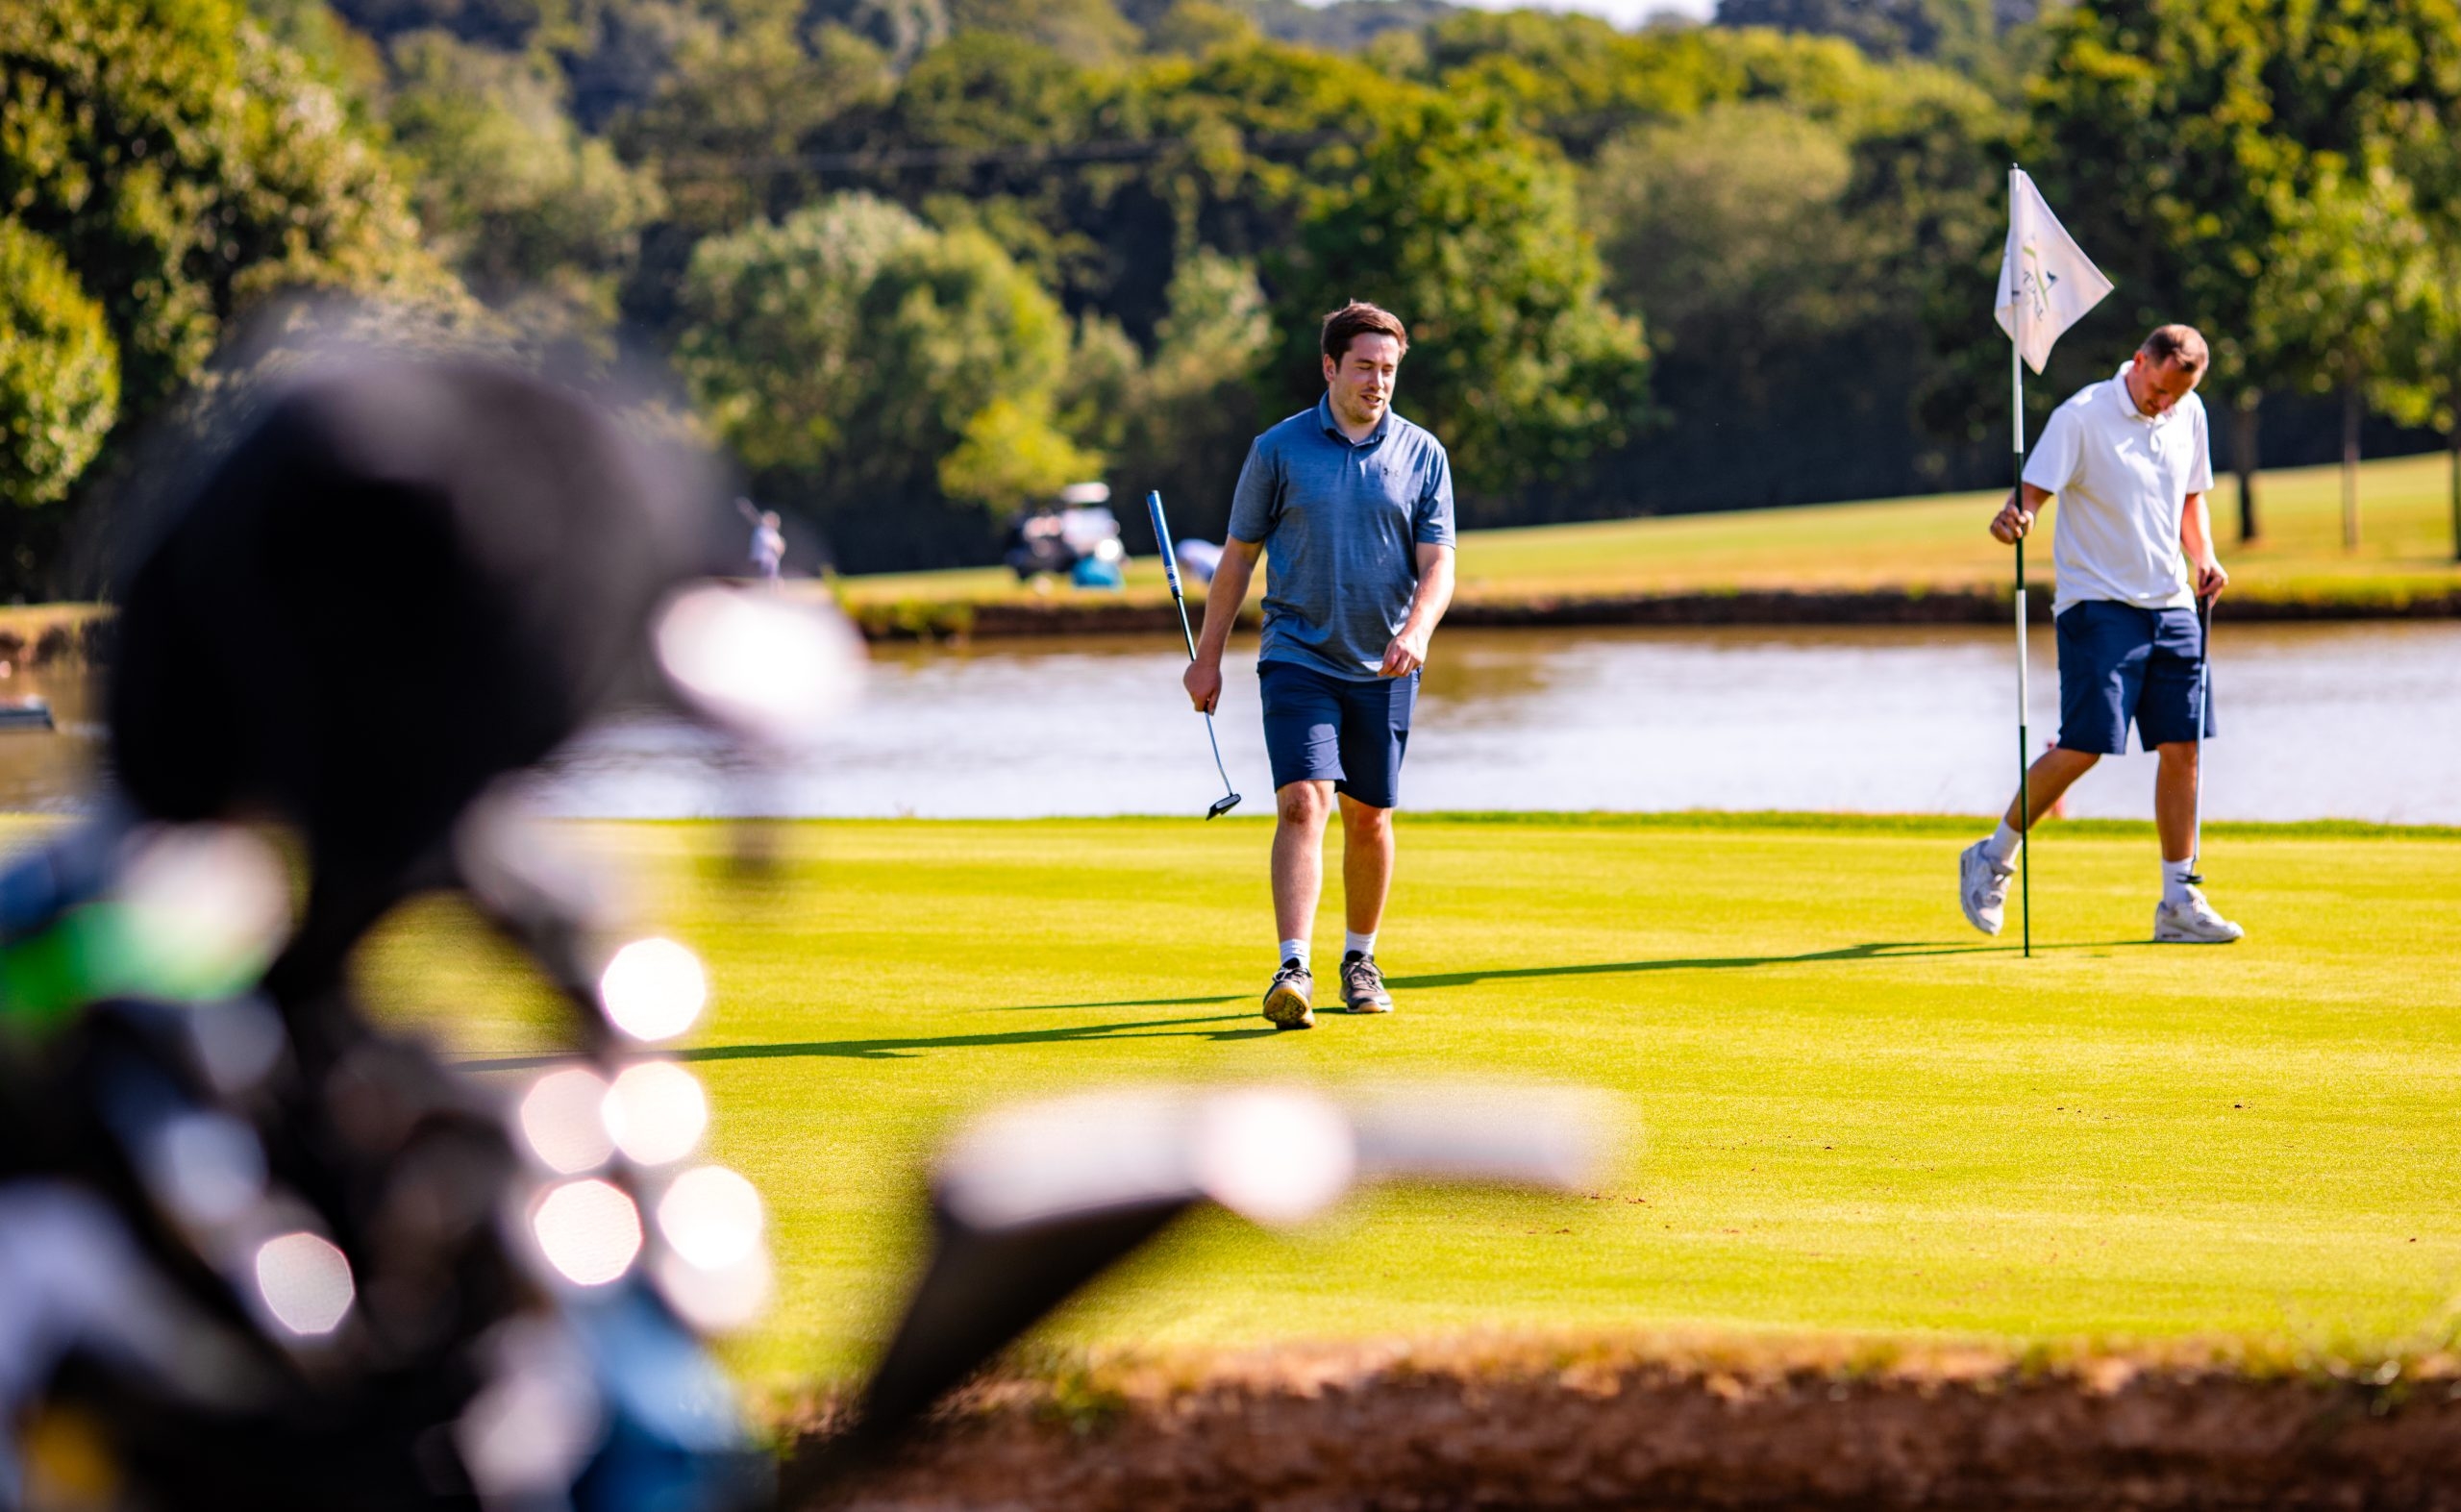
[1959, 324, 2241, 944]
[1182, 301, 1457, 1029]
[750, 508, 784, 585]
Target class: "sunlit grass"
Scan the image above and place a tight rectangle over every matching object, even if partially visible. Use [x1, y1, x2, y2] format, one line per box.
[355, 814, 2461, 1391]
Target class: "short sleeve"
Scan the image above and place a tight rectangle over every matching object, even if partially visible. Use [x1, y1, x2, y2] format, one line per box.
[1414, 443, 1455, 548]
[2185, 400, 2214, 493]
[1226, 437, 1277, 544]
[2021, 402, 2083, 496]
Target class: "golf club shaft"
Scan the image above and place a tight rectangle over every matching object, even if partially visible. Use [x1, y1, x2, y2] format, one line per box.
[1204, 712, 1234, 790]
[2190, 593, 2211, 878]
[1150, 490, 1240, 814]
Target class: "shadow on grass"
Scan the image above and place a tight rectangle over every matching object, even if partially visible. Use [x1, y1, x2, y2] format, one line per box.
[460, 1010, 1273, 1070]
[460, 941, 2149, 1072]
[998, 939, 2148, 1013]
[1385, 938, 2146, 989]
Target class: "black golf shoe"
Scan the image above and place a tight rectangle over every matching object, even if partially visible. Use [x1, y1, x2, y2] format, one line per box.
[1339, 952, 1392, 1014]
[1262, 959, 1314, 1029]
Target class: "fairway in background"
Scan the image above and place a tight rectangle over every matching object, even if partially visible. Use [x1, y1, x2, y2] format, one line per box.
[354, 815, 2461, 1390]
[833, 452, 2461, 613]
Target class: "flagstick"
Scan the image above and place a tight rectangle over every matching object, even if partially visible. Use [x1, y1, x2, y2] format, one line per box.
[2010, 164, 2032, 960]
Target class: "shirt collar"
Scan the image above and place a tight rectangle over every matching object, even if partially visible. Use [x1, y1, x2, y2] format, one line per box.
[2112, 364, 2174, 426]
[1317, 393, 1391, 447]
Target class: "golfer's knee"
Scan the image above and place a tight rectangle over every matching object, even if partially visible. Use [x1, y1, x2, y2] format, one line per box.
[1277, 782, 1331, 827]
[2157, 740, 2198, 769]
[1339, 799, 1391, 839]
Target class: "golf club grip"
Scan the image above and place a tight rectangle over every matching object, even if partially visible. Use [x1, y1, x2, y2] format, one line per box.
[1146, 491, 1184, 598]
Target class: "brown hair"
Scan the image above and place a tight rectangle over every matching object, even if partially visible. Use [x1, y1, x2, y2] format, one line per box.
[2142, 324, 2209, 373]
[1321, 301, 1409, 363]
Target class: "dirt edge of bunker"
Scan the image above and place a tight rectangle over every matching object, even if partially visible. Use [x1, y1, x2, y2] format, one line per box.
[779, 1336, 2461, 1510]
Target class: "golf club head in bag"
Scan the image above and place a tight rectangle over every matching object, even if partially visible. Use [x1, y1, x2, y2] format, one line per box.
[794, 1082, 1610, 1486]
[0, 346, 862, 1512]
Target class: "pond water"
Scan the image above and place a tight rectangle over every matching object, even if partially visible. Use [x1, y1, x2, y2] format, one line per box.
[11, 622, 2460, 824]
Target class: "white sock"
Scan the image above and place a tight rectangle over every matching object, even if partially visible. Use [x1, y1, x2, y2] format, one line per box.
[1982, 820, 2023, 868]
[1344, 930, 1377, 959]
[1279, 938, 1311, 971]
[2162, 858, 2197, 905]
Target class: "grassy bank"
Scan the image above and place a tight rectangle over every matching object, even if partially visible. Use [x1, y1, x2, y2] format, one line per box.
[830, 452, 2461, 633]
[354, 813, 2461, 1393]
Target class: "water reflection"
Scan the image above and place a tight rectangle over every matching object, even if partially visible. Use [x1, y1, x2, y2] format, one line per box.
[9, 623, 2460, 823]
[0, 662, 102, 811]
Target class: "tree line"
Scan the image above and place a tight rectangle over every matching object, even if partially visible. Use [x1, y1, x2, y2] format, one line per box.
[5, 0, 2458, 585]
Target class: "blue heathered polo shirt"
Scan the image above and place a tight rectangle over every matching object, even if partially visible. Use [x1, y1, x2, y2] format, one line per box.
[1225, 395, 1455, 681]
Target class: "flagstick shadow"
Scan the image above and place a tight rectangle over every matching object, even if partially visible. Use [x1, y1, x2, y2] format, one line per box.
[1386, 938, 2147, 991]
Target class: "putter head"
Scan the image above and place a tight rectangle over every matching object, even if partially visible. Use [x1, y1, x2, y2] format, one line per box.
[1206, 793, 1242, 820]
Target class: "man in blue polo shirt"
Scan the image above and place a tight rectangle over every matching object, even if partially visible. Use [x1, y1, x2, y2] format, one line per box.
[1182, 301, 1457, 1029]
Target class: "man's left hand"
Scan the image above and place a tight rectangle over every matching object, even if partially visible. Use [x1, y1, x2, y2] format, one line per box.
[2195, 558, 2229, 600]
[1380, 628, 1429, 678]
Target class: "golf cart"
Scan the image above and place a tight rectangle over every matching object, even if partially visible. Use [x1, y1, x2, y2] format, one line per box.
[1001, 482, 1125, 587]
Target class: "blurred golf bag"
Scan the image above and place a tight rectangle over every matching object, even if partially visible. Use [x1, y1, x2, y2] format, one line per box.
[0, 356, 784, 1512]
[0, 353, 1606, 1512]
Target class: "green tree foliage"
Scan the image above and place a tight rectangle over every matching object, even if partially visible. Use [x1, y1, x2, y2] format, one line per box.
[938, 394, 1101, 507]
[807, 0, 950, 68]
[1, 0, 447, 420]
[385, 30, 665, 323]
[2250, 149, 2435, 543]
[676, 192, 1096, 517]
[1109, 249, 1272, 534]
[2376, 109, 2461, 557]
[946, 0, 1139, 64]
[0, 0, 448, 582]
[1591, 104, 1873, 390]
[613, 11, 892, 238]
[1144, 1, 1260, 59]
[1269, 101, 1648, 508]
[1715, 0, 2026, 70]
[0, 219, 120, 514]
[2022, 0, 2461, 537]
[1411, 12, 1894, 160]
[675, 192, 928, 471]
[326, 0, 562, 50]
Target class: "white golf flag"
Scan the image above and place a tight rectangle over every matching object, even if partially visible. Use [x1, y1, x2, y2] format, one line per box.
[1996, 168, 2113, 374]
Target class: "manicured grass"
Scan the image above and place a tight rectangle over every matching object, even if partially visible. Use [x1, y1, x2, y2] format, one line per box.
[830, 451, 2461, 612]
[357, 814, 2461, 1392]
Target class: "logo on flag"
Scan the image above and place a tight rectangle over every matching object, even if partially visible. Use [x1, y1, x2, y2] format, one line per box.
[1996, 168, 2113, 374]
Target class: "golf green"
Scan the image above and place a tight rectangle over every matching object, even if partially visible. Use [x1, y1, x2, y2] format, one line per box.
[355, 813, 2461, 1390]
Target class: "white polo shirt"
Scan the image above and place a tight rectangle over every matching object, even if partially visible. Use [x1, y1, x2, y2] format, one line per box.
[2023, 365, 2212, 616]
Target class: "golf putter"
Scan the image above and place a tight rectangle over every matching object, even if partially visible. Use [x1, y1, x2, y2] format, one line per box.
[1147, 490, 1241, 819]
[2187, 590, 2213, 883]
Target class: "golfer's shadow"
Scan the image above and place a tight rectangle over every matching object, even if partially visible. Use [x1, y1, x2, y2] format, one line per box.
[460, 1011, 1274, 1070]
[460, 941, 2135, 1071]
[998, 937, 2141, 1013]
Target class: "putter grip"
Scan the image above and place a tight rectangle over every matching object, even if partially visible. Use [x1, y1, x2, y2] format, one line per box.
[1146, 491, 1183, 597]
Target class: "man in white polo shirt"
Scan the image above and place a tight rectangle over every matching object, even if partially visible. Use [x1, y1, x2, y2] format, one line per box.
[1958, 324, 2243, 944]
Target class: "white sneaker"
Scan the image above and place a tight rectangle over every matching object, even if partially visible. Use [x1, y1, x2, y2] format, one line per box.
[2153, 886, 2245, 944]
[1958, 840, 2015, 936]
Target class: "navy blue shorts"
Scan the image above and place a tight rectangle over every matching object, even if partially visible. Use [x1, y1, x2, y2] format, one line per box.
[1257, 659, 1418, 810]
[2053, 600, 2215, 756]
